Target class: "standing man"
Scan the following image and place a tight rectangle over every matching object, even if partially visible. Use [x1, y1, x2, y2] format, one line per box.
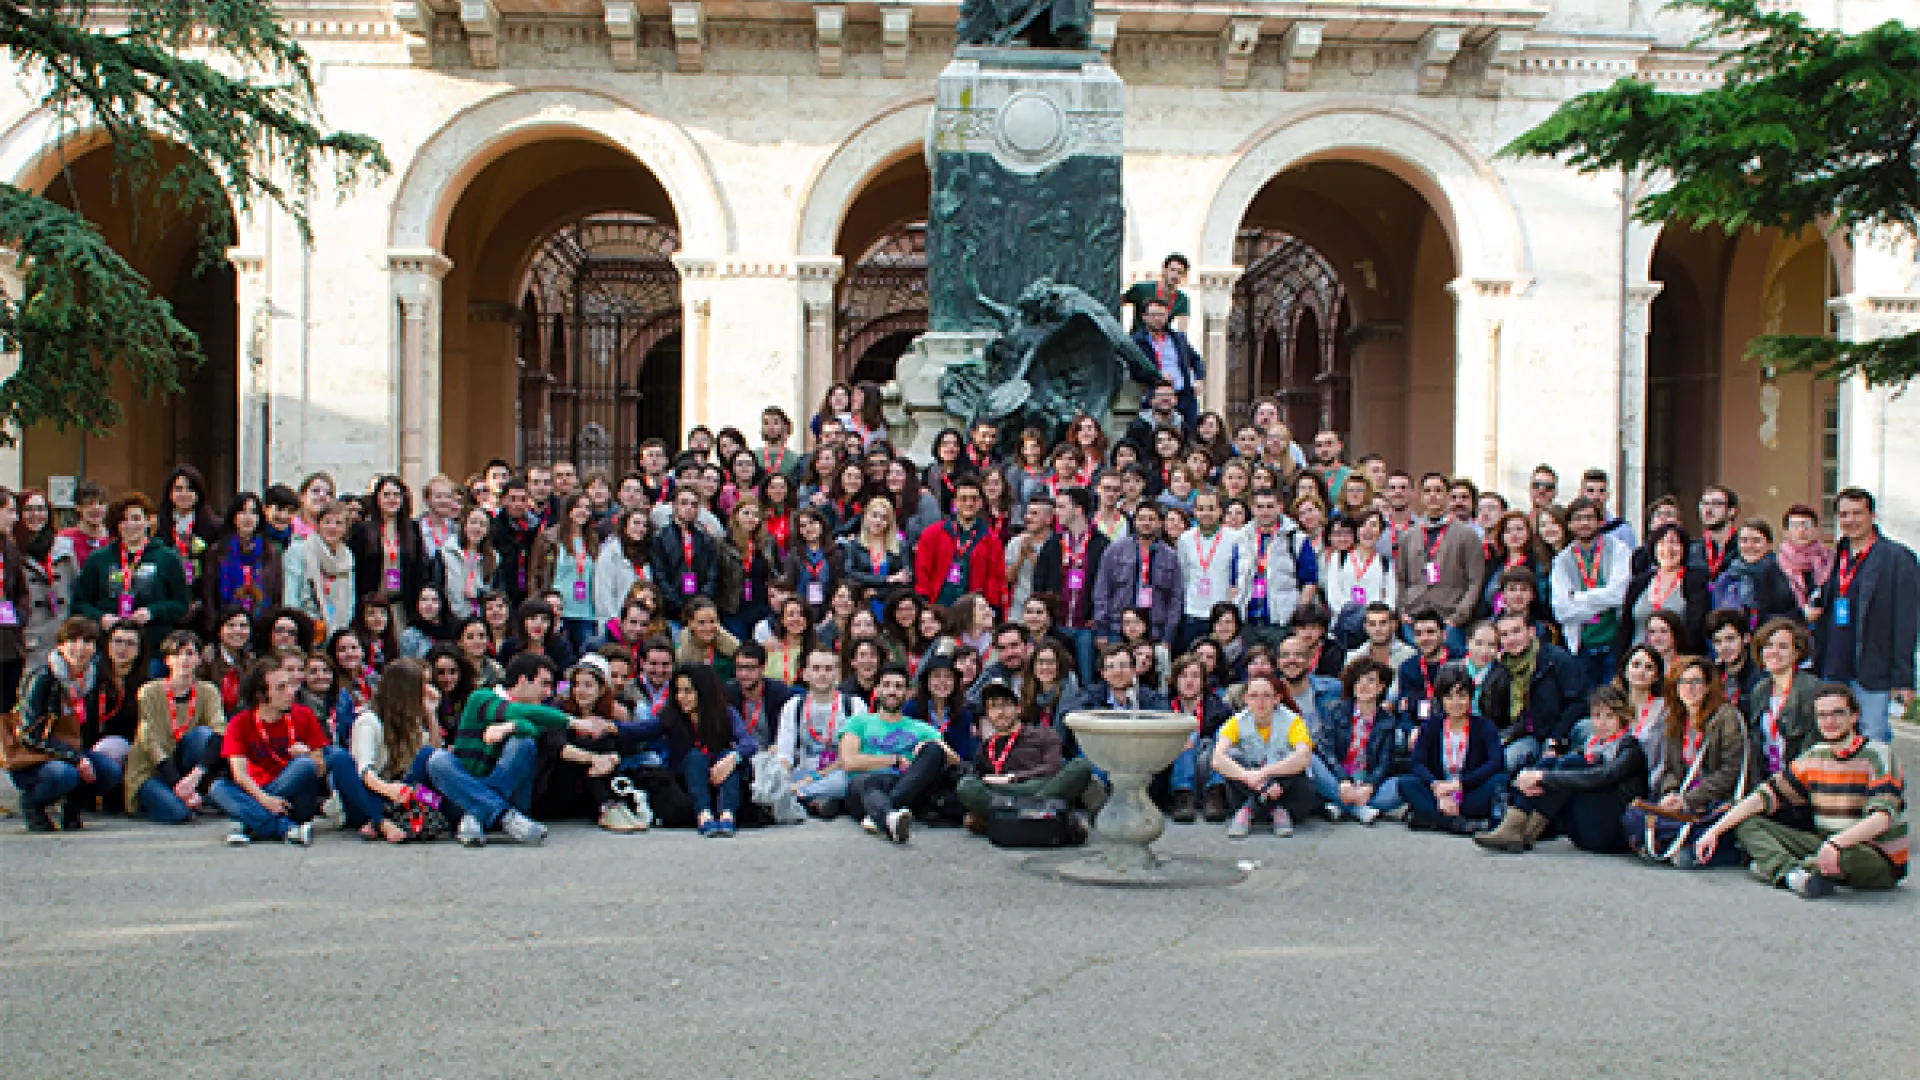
[1447, 478, 1479, 529]
[1033, 487, 1108, 683]
[1176, 490, 1240, 654]
[526, 465, 557, 528]
[552, 461, 581, 504]
[1093, 503, 1181, 646]
[1690, 485, 1739, 588]
[1129, 299, 1204, 431]
[1237, 489, 1317, 650]
[1309, 430, 1352, 498]
[914, 478, 1010, 614]
[648, 488, 720, 623]
[1004, 492, 1055, 616]
[1125, 381, 1188, 453]
[1378, 470, 1416, 559]
[1550, 497, 1632, 689]
[489, 479, 543, 608]
[1528, 465, 1559, 514]
[1580, 468, 1637, 550]
[1395, 472, 1485, 653]
[1812, 488, 1918, 744]
[964, 419, 1001, 474]
[1122, 252, 1192, 333]
[759, 406, 803, 483]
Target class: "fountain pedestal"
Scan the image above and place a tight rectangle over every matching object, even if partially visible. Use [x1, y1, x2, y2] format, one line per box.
[1029, 709, 1247, 887]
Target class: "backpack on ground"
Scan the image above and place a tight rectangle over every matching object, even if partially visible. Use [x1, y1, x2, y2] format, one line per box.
[986, 794, 1083, 848]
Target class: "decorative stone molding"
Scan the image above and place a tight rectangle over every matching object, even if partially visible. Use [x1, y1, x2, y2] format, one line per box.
[794, 255, 845, 286]
[1475, 30, 1525, 96]
[1220, 18, 1263, 89]
[670, 1, 704, 72]
[1415, 27, 1461, 94]
[386, 248, 454, 280]
[1278, 21, 1322, 91]
[814, 4, 845, 76]
[673, 254, 719, 280]
[1090, 8, 1118, 53]
[392, 0, 433, 65]
[604, 1, 639, 71]
[459, 0, 500, 68]
[880, 5, 912, 78]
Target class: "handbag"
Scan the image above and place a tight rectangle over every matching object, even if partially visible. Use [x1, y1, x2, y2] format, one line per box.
[383, 785, 451, 842]
[1632, 719, 1749, 863]
[986, 793, 1083, 849]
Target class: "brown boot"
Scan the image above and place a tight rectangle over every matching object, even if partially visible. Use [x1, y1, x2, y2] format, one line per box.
[964, 811, 989, 836]
[1519, 809, 1551, 849]
[1472, 810, 1535, 853]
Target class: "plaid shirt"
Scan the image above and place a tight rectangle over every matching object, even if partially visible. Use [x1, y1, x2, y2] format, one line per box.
[1761, 734, 1908, 877]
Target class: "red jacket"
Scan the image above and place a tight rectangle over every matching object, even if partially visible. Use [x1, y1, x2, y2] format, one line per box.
[914, 518, 1009, 613]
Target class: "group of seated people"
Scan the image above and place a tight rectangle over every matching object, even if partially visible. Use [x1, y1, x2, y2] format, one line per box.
[1, 389, 1910, 902]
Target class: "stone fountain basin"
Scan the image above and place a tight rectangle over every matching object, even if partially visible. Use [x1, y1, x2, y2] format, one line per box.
[1064, 709, 1194, 774]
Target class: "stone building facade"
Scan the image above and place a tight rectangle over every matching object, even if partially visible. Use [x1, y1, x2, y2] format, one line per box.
[0, 0, 1915, 539]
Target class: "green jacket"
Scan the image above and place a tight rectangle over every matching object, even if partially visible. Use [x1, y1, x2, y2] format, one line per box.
[70, 539, 191, 656]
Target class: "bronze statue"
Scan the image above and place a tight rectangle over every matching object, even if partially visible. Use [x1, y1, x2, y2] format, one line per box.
[956, 0, 1092, 49]
[939, 277, 1157, 447]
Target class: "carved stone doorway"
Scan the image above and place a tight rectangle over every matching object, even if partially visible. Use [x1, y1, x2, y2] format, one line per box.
[1226, 228, 1350, 438]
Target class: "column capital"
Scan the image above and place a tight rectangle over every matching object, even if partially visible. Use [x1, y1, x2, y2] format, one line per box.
[387, 248, 453, 280]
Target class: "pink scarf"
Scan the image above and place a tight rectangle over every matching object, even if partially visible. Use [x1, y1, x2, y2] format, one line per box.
[1775, 539, 1832, 607]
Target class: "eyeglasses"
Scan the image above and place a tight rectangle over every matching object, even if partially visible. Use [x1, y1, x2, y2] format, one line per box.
[1675, 676, 1708, 687]
[1530, 481, 1556, 490]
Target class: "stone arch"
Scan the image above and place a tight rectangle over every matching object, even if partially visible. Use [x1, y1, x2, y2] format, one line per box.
[794, 96, 933, 257]
[1200, 101, 1529, 283]
[388, 87, 731, 256]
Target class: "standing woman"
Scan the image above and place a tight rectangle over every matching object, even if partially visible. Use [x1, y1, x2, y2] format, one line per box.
[811, 381, 855, 438]
[1482, 510, 1552, 617]
[1066, 415, 1109, 481]
[0, 487, 30, 710]
[760, 472, 796, 557]
[350, 476, 427, 630]
[1611, 522, 1707, 677]
[292, 472, 336, 540]
[530, 493, 600, 657]
[594, 506, 651, 630]
[157, 465, 221, 633]
[840, 499, 910, 598]
[848, 381, 889, 452]
[1006, 429, 1053, 523]
[882, 459, 941, 547]
[1628, 654, 1754, 867]
[18, 488, 79, 674]
[282, 500, 357, 636]
[798, 443, 842, 513]
[781, 509, 838, 619]
[71, 491, 191, 662]
[922, 429, 970, 515]
[656, 662, 757, 836]
[725, 497, 778, 643]
[206, 493, 284, 621]
[438, 505, 498, 621]
[252, 606, 315, 657]
[1774, 504, 1833, 622]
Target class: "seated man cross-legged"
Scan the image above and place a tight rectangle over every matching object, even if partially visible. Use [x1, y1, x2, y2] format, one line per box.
[837, 663, 962, 844]
[426, 652, 570, 848]
[209, 654, 329, 847]
[956, 678, 1094, 834]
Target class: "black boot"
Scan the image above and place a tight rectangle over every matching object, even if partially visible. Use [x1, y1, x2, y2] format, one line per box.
[58, 799, 85, 831]
[24, 806, 55, 833]
[1201, 786, 1229, 822]
[1172, 790, 1197, 823]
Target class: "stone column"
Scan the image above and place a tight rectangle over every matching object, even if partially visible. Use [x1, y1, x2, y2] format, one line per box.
[227, 244, 271, 494]
[795, 256, 843, 432]
[1194, 265, 1241, 418]
[387, 248, 452, 491]
[674, 255, 718, 432]
[1617, 281, 1663, 532]
[1447, 278, 1502, 491]
[1828, 293, 1920, 520]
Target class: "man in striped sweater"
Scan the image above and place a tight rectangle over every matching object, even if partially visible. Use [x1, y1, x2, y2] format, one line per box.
[425, 652, 571, 848]
[1697, 682, 1907, 898]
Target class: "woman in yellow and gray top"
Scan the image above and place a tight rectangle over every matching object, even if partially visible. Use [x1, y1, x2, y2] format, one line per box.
[1210, 674, 1317, 840]
[125, 631, 227, 823]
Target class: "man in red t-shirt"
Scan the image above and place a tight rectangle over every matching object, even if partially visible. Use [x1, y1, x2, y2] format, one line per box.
[208, 657, 329, 845]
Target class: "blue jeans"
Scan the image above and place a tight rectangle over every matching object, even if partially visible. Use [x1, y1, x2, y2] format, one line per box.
[1503, 736, 1543, 774]
[1175, 616, 1210, 658]
[137, 727, 222, 823]
[1850, 683, 1893, 744]
[209, 756, 325, 840]
[1060, 625, 1097, 686]
[1575, 644, 1615, 695]
[681, 747, 742, 818]
[1397, 772, 1507, 826]
[1168, 735, 1216, 794]
[426, 737, 538, 829]
[794, 768, 850, 800]
[328, 746, 435, 829]
[10, 750, 123, 816]
[1308, 756, 1408, 812]
[563, 617, 600, 658]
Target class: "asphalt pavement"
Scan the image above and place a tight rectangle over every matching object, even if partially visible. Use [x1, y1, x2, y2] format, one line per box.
[3, 754, 1917, 1080]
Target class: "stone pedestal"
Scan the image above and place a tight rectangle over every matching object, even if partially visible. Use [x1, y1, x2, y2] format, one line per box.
[893, 47, 1127, 452]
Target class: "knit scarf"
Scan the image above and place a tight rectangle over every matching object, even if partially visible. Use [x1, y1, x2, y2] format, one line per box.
[1501, 638, 1538, 723]
[218, 535, 269, 612]
[305, 534, 355, 627]
[1775, 539, 1833, 608]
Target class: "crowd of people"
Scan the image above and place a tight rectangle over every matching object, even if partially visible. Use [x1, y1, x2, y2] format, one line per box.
[2, 266, 1912, 899]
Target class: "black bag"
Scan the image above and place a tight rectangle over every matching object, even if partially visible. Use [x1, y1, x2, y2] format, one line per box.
[986, 794, 1082, 849]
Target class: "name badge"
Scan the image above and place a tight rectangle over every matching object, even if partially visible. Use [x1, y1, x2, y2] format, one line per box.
[681, 572, 698, 596]
[1135, 586, 1153, 609]
[1065, 569, 1085, 592]
[806, 581, 824, 606]
[947, 564, 964, 585]
[1196, 578, 1212, 599]
[573, 581, 589, 602]
[1425, 563, 1441, 585]
[1351, 586, 1366, 606]
[1418, 701, 1432, 720]
[1250, 577, 1268, 601]
[384, 568, 403, 593]
[182, 563, 197, 586]
[742, 580, 755, 602]
[119, 592, 135, 618]
[1834, 597, 1850, 626]
[0, 601, 18, 626]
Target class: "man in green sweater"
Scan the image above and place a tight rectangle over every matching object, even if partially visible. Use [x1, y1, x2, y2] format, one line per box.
[426, 652, 571, 847]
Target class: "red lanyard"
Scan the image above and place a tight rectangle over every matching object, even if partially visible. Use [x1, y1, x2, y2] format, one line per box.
[985, 729, 1019, 773]
[743, 697, 762, 737]
[1194, 529, 1225, 579]
[572, 538, 589, 581]
[1176, 695, 1205, 733]
[174, 524, 192, 564]
[382, 526, 399, 569]
[1583, 728, 1624, 763]
[1443, 725, 1468, 773]
[1648, 569, 1681, 611]
[1574, 544, 1602, 589]
[1348, 707, 1376, 771]
[681, 531, 695, 572]
[1836, 538, 1875, 598]
[168, 685, 197, 742]
[1351, 549, 1376, 583]
[1423, 523, 1448, 566]
[866, 542, 889, 574]
[1703, 533, 1728, 577]
[804, 695, 842, 746]
[1137, 544, 1153, 590]
[1682, 726, 1703, 768]
[1254, 528, 1274, 575]
[118, 543, 138, 598]
[767, 447, 786, 476]
[1064, 530, 1088, 571]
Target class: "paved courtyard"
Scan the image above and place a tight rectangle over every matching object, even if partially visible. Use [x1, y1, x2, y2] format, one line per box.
[4, 768, 1917, 1080]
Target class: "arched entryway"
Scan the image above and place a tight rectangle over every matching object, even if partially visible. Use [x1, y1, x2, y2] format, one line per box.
[833, 151, 928, 386]
[437, 136, 684, 477]
[1226, 158, 1456, 469]
[24, 141, 238, 500]
[1645, 224, 1840, 526]
[515, 215, 682, 475]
